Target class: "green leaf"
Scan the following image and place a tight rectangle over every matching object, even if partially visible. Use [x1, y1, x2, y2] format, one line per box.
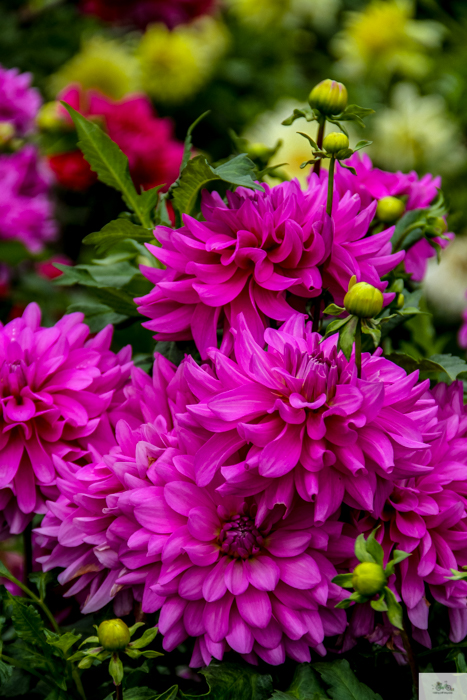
[313, 659, 383, 700]
[323, 304, 345, 316]
[124, 648, 142, 659]
[171, 154, 263, 218]
[284, 663, 328, 699]
[138, 186, 165, 223]
[455, 653, 467, 674]
[128, 622, 146, 638]
[332, 574, 354, 589]
[322, 316, 351, 342]
[130, 627, 158, 649]
[385, 549, 411, 577]
[383, 587, 404, 630]
[44, 630, 81, 656]
[429, 354, 467, 381]
[154, 688, 179, 700]
[281, 108, 317, 126]
[365, 529, 384, 567]
[28, 572, 55, 601]
[200, 661, 273, 700]
[65, 302, 127, 333]
[8, 596, 45, 647]
[337, 315, 359, 361]
[297, 132, 318, 151]
[180, 111, 210, 174]
[0, 240, 35, 266]
[354, 533, 376, 564]
[337, 162, 357, 176]
[92, 288, 140, 317]
[123, 689, 160, 700]
[370, 596, 388, 612]
[0, 659, 13, 686]
[109, 653, 124, 686]
[141, 650, 164, 659]
[61, 103, 151, 228]
[361, 320, 381, 348]
[353, 140, 372, 151]
[83, 219, 154, 254]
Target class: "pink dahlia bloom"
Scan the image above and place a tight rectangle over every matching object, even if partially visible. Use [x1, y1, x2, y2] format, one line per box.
[137, 178, 403, 358]
[0, 145, 57, 253]
[330, 153, 453, 282]
[60, 86, 184, 193]
[0, 65, 41, 137]
[458, 300, 467, 350]
[35, 354, 180, 613]
[79, 0, 215, 29]
[183, 314, 436, 523]
[0, 303, 134, 536]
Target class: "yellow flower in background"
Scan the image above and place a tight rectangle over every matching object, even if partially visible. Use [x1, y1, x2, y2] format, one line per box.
[50, 36, 141, 99]
[138, 17, 229, 104]
[243, 100, 321, 187]
[368, 82, 465, 175]
[225, 0, 340, 30]
[332, 0, 444, 80]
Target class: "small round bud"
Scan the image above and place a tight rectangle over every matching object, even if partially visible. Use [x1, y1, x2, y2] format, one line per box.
[309, 79, 348, 116]
[247, 142, 271, 160]
[352, 562, 386, 596]
[0, 121, 15, 145]
[97, 619, 131, 652]
[344, 281, 383, 318]
[36, 101, 67, 131]
[396, 293, 405, 309]
[376, 196, 405, 223]
[431, 216, 448, 235]
[323, 132, 349, 155]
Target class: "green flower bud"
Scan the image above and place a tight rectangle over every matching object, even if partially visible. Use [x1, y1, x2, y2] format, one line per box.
[36, 101, 67, 131]
[97, 619, 131, 652]
[344, 281, 383, 318]
[396, 293, 405, 309]
[323, 132, 349, 155]
[0, 121, 15, 145]
[376, 196, 405, 223]
[309, 79, 348, 116]
[431, 216, 448, 235]
[247, 142, 271, 160]
[352, 562, 386, 596]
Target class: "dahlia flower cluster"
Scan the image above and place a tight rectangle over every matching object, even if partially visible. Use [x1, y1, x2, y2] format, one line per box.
[0, 65, 56, 252]
[50, 86, 184, 192]
[79, 0, 215, 29]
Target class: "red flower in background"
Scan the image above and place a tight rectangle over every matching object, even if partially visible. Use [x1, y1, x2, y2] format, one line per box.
[51, 86, 184, 193]
[79, 0, 215, 30]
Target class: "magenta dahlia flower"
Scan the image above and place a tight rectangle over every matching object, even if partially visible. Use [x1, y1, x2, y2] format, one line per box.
[0, 303, 134, 536]
[0, 145, 57, 253]
[458, 300, 467, 350]
[0, 65, 41, 137]
[59, 86, 184, 193]
[137, 176, 405, 357]
[79, 0, 215, 29]
[330, 153, 453, 282]
[183, 314, 436, 523]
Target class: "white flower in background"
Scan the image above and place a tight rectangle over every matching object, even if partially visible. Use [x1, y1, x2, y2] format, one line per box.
[423, 236, 467, 321]
[243, 99, 321, 187]
[368, 83, 466, 175]
[331, 0, 444, 80]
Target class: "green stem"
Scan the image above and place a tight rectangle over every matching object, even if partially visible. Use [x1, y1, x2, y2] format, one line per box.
[71, 663, 87, 700]
[116, 684, 123, 700]
[1, 566, 59, 633]
[393, 222, 425, 252]
[312, 295, 322, 333]
[355, 319, 362, 379]
[0, 653, 43, 680]
[23, 521, 33, 584]
[326, 156, 335, 217]
[401, 625, 419, 696]
[313, 118, 325, 176]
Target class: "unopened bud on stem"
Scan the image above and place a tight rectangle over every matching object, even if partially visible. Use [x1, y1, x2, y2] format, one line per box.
[344, 280, 383, 318]
[352, 562, 386, 596]
[376, 196, 405, 223]
[309, 79, 348, 116]
[97, 619, 131, 652]
[323, 132, 349, 155]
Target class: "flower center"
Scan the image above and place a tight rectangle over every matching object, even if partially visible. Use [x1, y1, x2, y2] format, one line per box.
[0, 360, 27, 396]
[218, 508, 263, 559]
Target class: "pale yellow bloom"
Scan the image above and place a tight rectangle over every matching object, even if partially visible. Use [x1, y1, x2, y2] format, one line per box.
[225, 0, 340, 30]
[137, 17, 229, 104]
[332, 0, 444, 80]
[243, 99, 322, 188]
[368, 83, 465, 175]
[424, 237, 467, 321]
[49, 36, 141, 99]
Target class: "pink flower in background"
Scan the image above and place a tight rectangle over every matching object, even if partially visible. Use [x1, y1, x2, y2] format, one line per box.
[58, 86, 184, 192]
[36, 255, 72, 281]
[0, 65, 41, 137]
[0, 303, 134, 536]
[183, 314, 436, 523]
[0, 146, 57, 253]
[79, 0, 215, 29]
[458, 297, 467, 350]
[331, 153, 453, 282]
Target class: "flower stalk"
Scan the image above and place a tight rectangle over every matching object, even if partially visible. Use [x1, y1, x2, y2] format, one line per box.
[355, 318, 362, 378]
[327, 155, 335, 217]
[314, 117, 325, 176]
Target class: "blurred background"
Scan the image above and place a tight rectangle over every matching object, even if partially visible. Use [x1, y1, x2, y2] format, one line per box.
[0, 0, 467, 340]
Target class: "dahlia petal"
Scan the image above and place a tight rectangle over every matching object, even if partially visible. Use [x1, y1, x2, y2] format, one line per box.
[244, 555, 280, 591]
[203, 593, 233, 642]
[187, 506, 220, 541]
[258, 423, 304, 478]
[227, 605, 254, 654]
[237, 587, 272, 629]
[0, 438, 24, 488]
[265, 530, 312, 557]
[225, 559, 249, 595]
[277, 554, 320, 589]
[202, 558, 229, 602]
[184, 600, 206, 636]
